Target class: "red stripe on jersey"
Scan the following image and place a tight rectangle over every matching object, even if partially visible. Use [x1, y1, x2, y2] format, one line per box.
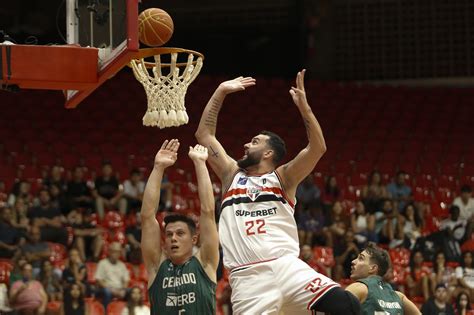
[306, 283, 339, 310]
[223, 187, 295, 208]
[229, 257, 278, 272]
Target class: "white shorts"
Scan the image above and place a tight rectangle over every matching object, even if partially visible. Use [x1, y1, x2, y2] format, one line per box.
[229, 255, 339, 314]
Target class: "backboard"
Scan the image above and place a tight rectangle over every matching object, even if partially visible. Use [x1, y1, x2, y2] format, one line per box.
[0, 0, 138, 108]
[65, 0, 138, 108]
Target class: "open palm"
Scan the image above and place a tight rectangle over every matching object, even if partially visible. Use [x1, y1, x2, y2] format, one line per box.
[188, 144, 208, 162]
[219, 76, 256, 94]
[154, 139, 179, 168]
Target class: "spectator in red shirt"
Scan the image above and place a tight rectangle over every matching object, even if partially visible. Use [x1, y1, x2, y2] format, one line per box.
[406, 250, 431, 301]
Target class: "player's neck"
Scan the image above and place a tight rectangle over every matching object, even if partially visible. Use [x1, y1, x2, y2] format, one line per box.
[171, 253, 193, 266]
[245, 163, 274, 176]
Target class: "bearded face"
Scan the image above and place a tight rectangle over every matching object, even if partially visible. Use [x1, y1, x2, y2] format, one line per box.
[237, 149, 263, 169]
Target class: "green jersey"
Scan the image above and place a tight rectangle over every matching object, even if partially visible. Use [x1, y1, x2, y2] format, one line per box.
[358, 276, 403, 315]
[149, 256, 216, 315]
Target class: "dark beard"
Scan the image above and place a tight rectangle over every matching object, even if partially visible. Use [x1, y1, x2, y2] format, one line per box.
[237, 153, 260, 169]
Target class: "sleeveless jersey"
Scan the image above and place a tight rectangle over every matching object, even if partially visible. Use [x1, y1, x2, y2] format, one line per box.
[149, 256, 216, 315]
[358, 276, 404, 315]
[220, 170, 299, 269]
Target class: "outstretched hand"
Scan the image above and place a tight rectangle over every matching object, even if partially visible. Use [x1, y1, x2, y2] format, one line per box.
[188, 144, 208, 162]
[289, 69, 308, 108]
[154, 139, 179, 168]
[218, 76, 256, 95]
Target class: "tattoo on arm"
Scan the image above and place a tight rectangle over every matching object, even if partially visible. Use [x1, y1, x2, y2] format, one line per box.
[209, 146, 219, 158]
[204, 99, 221, 128]
[304, 119, 311, 140]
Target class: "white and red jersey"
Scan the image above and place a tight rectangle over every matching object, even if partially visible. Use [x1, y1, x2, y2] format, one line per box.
[219, 170, 300, 270]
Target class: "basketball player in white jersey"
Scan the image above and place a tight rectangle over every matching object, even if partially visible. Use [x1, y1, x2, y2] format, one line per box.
[195, 70, 360, 314]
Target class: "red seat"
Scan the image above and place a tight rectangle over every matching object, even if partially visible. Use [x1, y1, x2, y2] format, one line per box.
[388, 248, 410, 267]
[106, 301, 126, 315]
[312, 246, 335, 268]
[46, 301, 61, 313]
[86, 299, 105, 315]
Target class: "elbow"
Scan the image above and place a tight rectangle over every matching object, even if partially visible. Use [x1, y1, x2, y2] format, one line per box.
[195, 129, 209, 141]
[320, 142, 327, 154]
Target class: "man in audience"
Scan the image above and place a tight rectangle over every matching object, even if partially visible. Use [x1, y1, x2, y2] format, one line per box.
[9, 263, 48, 315]
[92, 162, 125, 219]
[0, 207, 24, 258]
[387, 171, 412, 211]
[121, 168, 145, 215]
[440, 205, 469, 243]
[454, 185, 474, 221]
[27, 189, 68, 246]
[66, 166, 94, 213]
[94, 242, 130, 308]
[333, 230, 360, 281]
[420, 283, 455, 315]
[21, 226, 51, 277]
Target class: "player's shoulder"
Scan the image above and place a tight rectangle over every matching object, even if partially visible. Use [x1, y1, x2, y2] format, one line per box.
[345, 281, 369, 302]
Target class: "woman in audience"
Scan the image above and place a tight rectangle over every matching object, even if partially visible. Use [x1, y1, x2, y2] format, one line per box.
[361, 170, 388, 213]
[350, 201, 376, 246]
[326, 201, 348, 248]
[61, 283, 88, 315]
[121, 286, 150, 315]
[454, 291, 472, 315]
[430, 251, 457, 299]
[398, 203, 422, 249]
[7, 181, 34, 208]
[406, 250, 431, 301]
[11, 198, 30, 233]
[62, 248, 89, 296]
[454, 251, 474, 299]
[321, 176, 342, 207]
[38, 259, 63, 302]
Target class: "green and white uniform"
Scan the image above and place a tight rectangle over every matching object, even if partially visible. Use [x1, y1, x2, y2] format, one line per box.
[358, 275, 403, 315]
[149, 256, 216, 315]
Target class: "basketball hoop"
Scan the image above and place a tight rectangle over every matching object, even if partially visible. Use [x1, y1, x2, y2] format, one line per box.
[129, 47, 204, 128]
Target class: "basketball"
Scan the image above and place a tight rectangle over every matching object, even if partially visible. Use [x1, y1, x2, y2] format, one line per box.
[138, 8, 174, 47]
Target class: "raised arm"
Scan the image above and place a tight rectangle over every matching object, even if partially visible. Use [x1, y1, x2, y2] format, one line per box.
[188, 145, 219, 283]
[140, 139, 179, 285]
[397, 291, 421, 315]
[195, 77, 256, 183]
[277, 69, 327, 197]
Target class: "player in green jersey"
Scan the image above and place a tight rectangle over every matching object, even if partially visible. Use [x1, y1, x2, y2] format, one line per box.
[346, 243, 420, 315]
[140, 140, 218, 314]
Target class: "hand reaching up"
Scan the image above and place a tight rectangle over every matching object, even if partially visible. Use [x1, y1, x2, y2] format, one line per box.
[289, 69, 308, 109]
[218, 76, 256, 95]
[188, 144, 208, 162]
[154, 139, 179, 168]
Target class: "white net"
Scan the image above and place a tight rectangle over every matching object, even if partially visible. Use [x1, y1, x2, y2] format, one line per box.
[129, 49, 204, 128]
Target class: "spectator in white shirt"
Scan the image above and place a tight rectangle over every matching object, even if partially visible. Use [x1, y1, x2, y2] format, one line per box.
[94, 242, 130, 308]
[454, 185, 474, 221]
[440, 205, 468, 243]
[122, 169, 146, 215]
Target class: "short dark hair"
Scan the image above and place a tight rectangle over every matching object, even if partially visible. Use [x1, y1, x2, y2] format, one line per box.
[260, 130, 286, 165]
[461, 185, 472, 193]
[164, 214, 197, 235]
[365, 243, 390, 277]
[130, 168, 141, 176]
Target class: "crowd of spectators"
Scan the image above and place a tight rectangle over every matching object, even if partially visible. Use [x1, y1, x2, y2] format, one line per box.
[1, 159, 474, 314]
